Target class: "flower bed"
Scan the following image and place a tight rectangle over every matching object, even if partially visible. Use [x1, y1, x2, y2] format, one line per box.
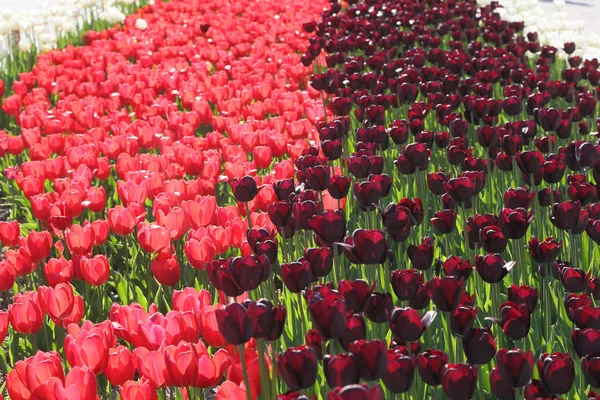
[2, 0, 600, 399]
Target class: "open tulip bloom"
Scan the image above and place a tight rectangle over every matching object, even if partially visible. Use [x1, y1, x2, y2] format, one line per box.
[3, 0, 600, 399]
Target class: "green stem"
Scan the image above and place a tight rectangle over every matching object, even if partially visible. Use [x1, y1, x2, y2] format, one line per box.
[239, 345, 253, 400]
[257, 339, 270, 400]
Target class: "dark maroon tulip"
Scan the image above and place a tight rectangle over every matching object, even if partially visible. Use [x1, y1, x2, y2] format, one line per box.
[281, 260, 311, 293]
[568, 181, 598, 205]
[294, 200, 323, 231]
[246, 228, 272, 249]
[338, 279, 372, 314]
[275, 391, 311, 400]
[527, 237, 561, 263]
[328, 175, 351, 200]
[417, 349, 448, 386]
[306, 286, 347, 340]
[497, 302, 531, 340]
[268, 201, 293, 227]
[444, 177, 475, 206]
[245, 299, 286, 341]
[431, 209, 457, 234]
[572, 328, 600, 357]
[497, 348, 534, 388]
[398, 198, 424, 225]
[230, 254, 271, 292]
[561, 266, 589, 293]
[442, 256, 474, 281]
[206, 259, 245, 297]
[537, 188, 562, 206]
[409, 282, 431, 310]
[368, 174, 392, 198]
[273, 179, 295, 201]
[353, 181, 382, 211]
[524, 379, 553, 400]
[305, 329, 323, 360]
[516, 150, 545, 175]
[254, 240, 278, 265]
[569, 305, 600, 329]
[339, 313, 367, 352]
[326, 384, 384, 400]
[430, 276, 465, 312]
[390, 270, 424, 301]
[588, 277, 600, 300]
[504, 187, 535, 209]
[323, 354, 360, 388]
[381, 203, 413, 242]
[407, 237, 434, 271]
[304, 247, 333, 278]
[507, 285, 538, 313]
[441, 363, 477, 400]
[462, 327, 496, 365]
[350, 339, 388, 381]
[346, 229, 389, 265]
[383, 350, 416, 394]
[403, 142, 431, 169]
[427, 171, 448, 196]
[587, 219, 600, 245]
[305, 165, 331, 192]
[541, 157, 566, 184]
[582, 353, 600, 387]
[476, 125, 499, 147]
[388, 121, 409, 145]
[490, 366, 516, 400]
[308, 210, 346, 247]
[466, 213, 498, 249]
[551, 200, 589, 234]
[388, 307, 437, 343]
[475, 254, 513, 284]
[364, 292, 393, 324]
[537, 352, 575, 395]
[450, 306, 478, 336]
[565, 294, 594, 322]
[231, 176, 262, 203]
[278, 345, 319, 390]
[215, 302, 252, 345]
[537, 108, 561, 132]
[498, 207, 533, 239]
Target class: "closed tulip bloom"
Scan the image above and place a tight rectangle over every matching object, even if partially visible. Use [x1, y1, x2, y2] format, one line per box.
[388, 307, 437, 343]
[80, 254, 110, 286]
[328, 175, 351, 200]
[121, 379, 158, 400]
[0, 311, 7, 344]
[215, 303, 252, 345]
[417, 349, 448, 386]
[164, 342, 198, 387]
[350, 339, 388, 381]
[345, 229, 388, 265]
[323, 354, 360, 388]
[151, 251, 180, 287]
[280, 260, 311, 293]
[278, 345, 318, 390]
[8, 293, 44, 335]
[430, 209, 457, 234]
[12, 350, 64, 398]
[407, 237, 434, 271]
[38, 283, 75, 322]
[441, 363, 477, 400]
[506, 285, 538, 313]
[133, 347, 171, 388]
[44, 366, 97, 400]
[137, 223, 171, 253]
[504, 187, 535, 209]
[185, 237, 216, 271]
[65, 224, 95, 255]
[390, 270, 424, 301]
[490, 366, 516, 400]
[497, 302, 531, 340]
[194, 347, 231, 388]
[338, 279, 372, 314]
[0, 220, 20, 247]
[43, 257, 74, 287]
[0, 261, 16, 291]
[560, 266, 589, 293]
[383, 349, 416, 394]
[104, 346, 135, 387]
[479, 225, 508, 253]
[430, 276, 464, 312]
[475, 254, 513, 284]
[582, 353, 600, 388]
[304, 247, 333, 278]
[246, 299, 286, 341]
[550, 200, 589, 234]
[309, 210, 346, 246]
[306, 286, 347, 340]
[450, 306, 478, 336]
[231, 176, 261, 203]
[496, 348, 534, 388]
[108, 206, 137, 236]
[537, 352, 575, 395]
[498, 207, 533, 239]
[462, 327, 496, 365]
[65, 327, 110, 374]
[26, 230, 52, 263]
[527, 237, 561, 263]
[572, 328, 600, 357]
[364, 292, 393, 324]
[268, 201, 292, 227]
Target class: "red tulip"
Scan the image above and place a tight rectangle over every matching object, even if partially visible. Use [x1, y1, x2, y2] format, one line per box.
[0, 220, 20, 247]
[104, 346, 136, 387]
[108, 206, 137, 236]
[38, 283, 75, 322]
[165, 342, 198, 387]
[0, 260, 16, 290]
[8, 292, 44, 334]
[151, 251, 180, 286]
[133, 347, 171, 388]
[80, 254, 110, 286]
[121, 379, 158, 400]
[65, 224, 95, 255]
[137, 222, 171, 253]
[0, 310, 8, 344]
[44, 257, 75, 287]
[26, 230, 52, 263]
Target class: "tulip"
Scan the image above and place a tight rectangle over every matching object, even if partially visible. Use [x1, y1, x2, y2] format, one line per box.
[323, 354, 360, 388]
[430, 209, 457, 234]
[479, 225, 508, 253]
[498, 207, 533, 239]
[104, 346, 136, 387]
[121, 379, 158, 400]
[137, 223, 171, 253]
[496, 348, 535, 387]
[164, 342, 198, 387]
[527, 237, 561, 263]
[280, 261, 311, 293]
[388, 307, 437, 343]
[26, 230, 52, 263]
[38, 283, 75, 322]
[108, 206, 137, 236]
[133, 348, 171, 388]
[407, 237, 434, 270]
[583, 353, 600, 387]
[305, 285, 347, 340]
[475, 254, 513, 283]
[0, 261, 16, 291]
[8, 293, 44, 335]
[537, 352, 575, 395]
[326, 384, 384, 400]
[364, 292, 393, 323]
[341, 229, 388, 265]
[338, 279, 372, 314]
[461, 327, 496, 365]
[65, 224, 95, 255]
[551, 200, 589, 234]
[304, 247, 333, 278]
[430, 276, 464, 312]
[43, 257, 74, 287]
[308, 210, 346, 248]
[441, 363, 477, 400]
[383, 349, 416, 394]
[490, 366, 516, 400]
[417, 349, 448, 386]
[390, 269, 424, 301]
[339, 313, 366, 351]
[80, 254, 110, 286]
[246, 299, 286, 341]
[0, 220, 20, 247]
[572, 328, 600, 357]
[450, 306, 477, 336]
[151, 251, 180, 287]
[215, 303, 252, 345]
[350, 339, 388, 381]
[0, 311, 7, 344]
[278, 345, 318, 390]
[506, 285, 538, 312]
[496, 302, 531, 340]
[231, 176, 262, 203]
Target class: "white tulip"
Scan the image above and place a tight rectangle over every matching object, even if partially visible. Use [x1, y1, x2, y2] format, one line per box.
[18, 37, 32, 52]
[135, 18, 147, 30]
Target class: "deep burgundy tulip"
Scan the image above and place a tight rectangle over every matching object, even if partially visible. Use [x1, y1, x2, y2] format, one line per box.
[441, 363, 477, 400]
[516, 150, 545, 175]
[304, 247, 333, 278]
[268, 201, 293, 227]
[323, 354, 360, 388]
[215, 303, 252, 345]
[403, 142, 431, 170]
[231, 176, 262, 203]
[417, 349, 448, 386]
[388, 307, 437, 343]
[507, 285, 538, 312]
[305, 286, 347, 340]
[383, 350, 416, 394]
[326, 384, 384, 400]
[390, 270, 424, 301]
[496, 302, 531, 340]
[475, 254, 513, 283]
[551, 200, 589, 234]
[341, 229, 388, 265]
[569, 304, 600, 330]
[338, 279, 372, 314]
[407, 237, 434, 271]
[504, 187, 535, 209]
[353, 181, 382, 211]
[450, 306, 478, 336]
[427, 171, 448, 196]
[364, 292, 393, 324]
[466, 214, 498, 249]
[350, 339, 388, 381]
[572, 327, 600, 357]
[430, 276, 465, 312]
[462, 327, 496, 365]
[305, 165, 331, 192]
[273, 179, 295, 201]
[560, 267, 590, 293]
[398, 198, 424, 225]
[582, 353, 600, 387]
[281, 260, 311, 293]
[537, 352, 575, 395]
[380, 203, 413, 243]
[497, 348, 535, 388]
[339, 313, 367, 351]
[524, 379, 553, 400]
[305, 329, 323, 360]
[409, 282, 431, 310]
[568, 181, 597, 205]
[430, 209, 457, 234]
[328, 175, 351, 200]
[246, 299, 286, 341]
[527, 237, 561, 263]
[490, 366, 516, 400]
[537, 108, 561, 132]
[444, 177, 475, 207]
[442, 256, 474, 281]
[278, 346, 319, 391]
[498, 207, 534, 239]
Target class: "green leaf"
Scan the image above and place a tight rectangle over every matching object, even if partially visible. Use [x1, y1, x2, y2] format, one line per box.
[134, 286, 148, 310]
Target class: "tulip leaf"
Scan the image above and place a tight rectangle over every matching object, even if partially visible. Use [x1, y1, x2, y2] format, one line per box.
[134, 286, 148, 310]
